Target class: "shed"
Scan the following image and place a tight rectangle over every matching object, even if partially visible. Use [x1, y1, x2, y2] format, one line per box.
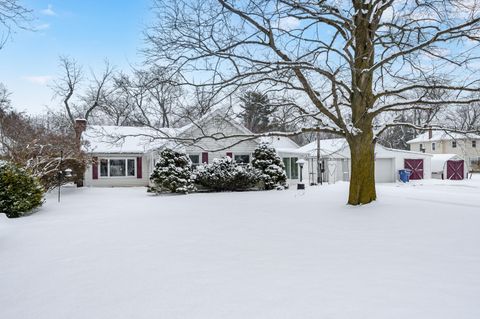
[431, 154, 466, 180]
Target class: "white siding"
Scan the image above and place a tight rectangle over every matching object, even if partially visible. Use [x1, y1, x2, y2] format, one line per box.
[182, 119, 259, 162]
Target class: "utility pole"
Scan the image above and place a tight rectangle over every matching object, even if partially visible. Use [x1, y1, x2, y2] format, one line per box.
[317, 131, 322, 185]
[58, 150, 63, 203]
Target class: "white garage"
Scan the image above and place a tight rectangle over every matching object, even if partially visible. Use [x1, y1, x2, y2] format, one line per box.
[297, 139, 433, 184]
[375, 158, 395, 183]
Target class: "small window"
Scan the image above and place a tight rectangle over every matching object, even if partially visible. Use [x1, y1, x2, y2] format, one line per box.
[290, 157, 299, 179]
[189, 154, 200, 166]
[282, 157, 300, 179]
[100, 159, 108, 177]
[452, 141, 457, 148]
[127, 159, 136, 176]
[283, 157, 291, 178]
[472, 140, 477, 148]
[432, 142, 436, 151]
[471, 157, 480, 170]
[419, 144, 423, 152]
[234, 154, 250, 164]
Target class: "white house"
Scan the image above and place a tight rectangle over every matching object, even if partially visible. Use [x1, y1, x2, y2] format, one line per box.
[407, 131, 480, 172]
[81, 110, 306, 187]
[297, 139, 433, 183]
[80, 110, 441, 187]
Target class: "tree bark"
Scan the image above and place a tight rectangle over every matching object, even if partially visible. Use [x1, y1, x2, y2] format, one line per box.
[347, 131, 377, 205]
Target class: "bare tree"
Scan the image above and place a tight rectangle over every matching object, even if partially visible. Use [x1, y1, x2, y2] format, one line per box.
[0, 82, 10, 112]
[145, 0, 480, 205]
[0, 0, 31, 50]
[0, 103, 85, 190]
[52, 56, 115, 142]
[444, 101, 480, 131]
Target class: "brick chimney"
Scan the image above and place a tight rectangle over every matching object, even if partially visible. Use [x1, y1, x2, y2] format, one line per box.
[428, 128, 432, 139]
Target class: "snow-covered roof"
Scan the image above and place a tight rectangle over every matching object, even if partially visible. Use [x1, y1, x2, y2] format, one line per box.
[298, 138, 349, 157]
[298, 138, 433, 159]
[377, 146, 433, 158]
[260, 136, 299, 149]
[83, 109, 257, 154]
[259, 136, 300, 154]
[83, 125, 181, 154]
[431, 154, 463, 172]
[407, 131, 480, 144]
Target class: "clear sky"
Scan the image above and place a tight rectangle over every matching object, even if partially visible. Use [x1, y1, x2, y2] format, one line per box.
[0, 0, 152, 114]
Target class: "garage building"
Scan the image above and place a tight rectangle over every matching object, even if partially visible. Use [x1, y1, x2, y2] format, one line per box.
[298, 139, 433, 183]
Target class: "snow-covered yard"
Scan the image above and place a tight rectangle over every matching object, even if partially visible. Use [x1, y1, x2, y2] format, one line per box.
[1, 178, 480, 319]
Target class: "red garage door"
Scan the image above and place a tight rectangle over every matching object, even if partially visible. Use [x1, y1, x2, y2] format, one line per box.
[447, 160, 464, 180]
[404, 159, 424, 180]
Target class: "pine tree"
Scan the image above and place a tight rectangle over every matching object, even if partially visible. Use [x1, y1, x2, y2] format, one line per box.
[149, 149, 196, 194]
[251, 143, 287, 190]
[0, 161, 44, 218]
[239, 91, 273, 133]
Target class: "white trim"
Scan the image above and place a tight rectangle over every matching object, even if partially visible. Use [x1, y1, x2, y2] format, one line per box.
[98, 157, 138, 179]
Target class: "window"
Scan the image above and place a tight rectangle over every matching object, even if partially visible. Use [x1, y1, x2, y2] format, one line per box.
[290, 157, 299, 179]
[189, 154, 200, 168]
[282, 157, 299, 179]
[419, 144, 423, 152]
[471, 157, 480, 171]
[234, 154, 250, 164]
[100, 159, 108, 177]
[452, 140, 457, 148]
[472, 140, 477, 148]
[127, 159, 135, 176]
[109, 159, 126, 176]
[432, 142, 436, 151]
[99, 158, 136, 178]
[283, 158, 291, 178]
[188, 154, 201, 169]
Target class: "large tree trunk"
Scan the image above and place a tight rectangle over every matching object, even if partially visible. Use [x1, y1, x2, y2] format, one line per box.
[347, 131, 377, 205]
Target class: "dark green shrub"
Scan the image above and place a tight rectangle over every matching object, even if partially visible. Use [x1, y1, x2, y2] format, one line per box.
[149, 149, 196, 194]
[0, 161, 44, 218]
[251, 143, 287, 190]
[195, 157, 260, 191]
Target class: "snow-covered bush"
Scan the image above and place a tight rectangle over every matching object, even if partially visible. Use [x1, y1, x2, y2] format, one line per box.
[251, 143, 287, 190]
[149, 149, 196, 194]
[195, 156, 261, 191]
[0, 161, 44, 218]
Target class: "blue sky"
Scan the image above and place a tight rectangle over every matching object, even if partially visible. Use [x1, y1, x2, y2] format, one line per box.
[0, 0, 152, 114]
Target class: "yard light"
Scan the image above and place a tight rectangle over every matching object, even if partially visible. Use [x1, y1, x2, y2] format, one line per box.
[65, 168, 73, 178]
[296, 159, 307, 190]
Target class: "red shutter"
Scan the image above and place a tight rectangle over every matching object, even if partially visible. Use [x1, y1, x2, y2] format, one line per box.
[136, 157, 142, 179]
[202, 152, 209, 164]
[92, 157, 98, 180]
[226, 152, 233, 158]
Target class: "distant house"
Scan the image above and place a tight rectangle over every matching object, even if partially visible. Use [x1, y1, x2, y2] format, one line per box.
[407, 131, 480, 171]
[80, 110, 303, 187]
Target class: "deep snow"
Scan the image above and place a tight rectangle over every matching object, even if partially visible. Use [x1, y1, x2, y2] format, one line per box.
[1, 178, 480, 319]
